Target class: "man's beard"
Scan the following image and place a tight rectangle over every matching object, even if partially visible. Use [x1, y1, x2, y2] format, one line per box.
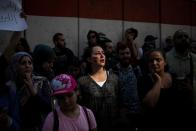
[175, 42, 190, 53]
[57, 43, 65, 49]
[120, 58, 130, 68]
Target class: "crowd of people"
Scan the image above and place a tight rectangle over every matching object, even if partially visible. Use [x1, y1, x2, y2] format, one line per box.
[0, 24, 196, 131]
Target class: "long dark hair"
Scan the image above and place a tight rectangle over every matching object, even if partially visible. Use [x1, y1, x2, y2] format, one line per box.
[82, 45, 105, 74]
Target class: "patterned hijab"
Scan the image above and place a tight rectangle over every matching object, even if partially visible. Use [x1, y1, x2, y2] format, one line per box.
[8, 51, 32, 81]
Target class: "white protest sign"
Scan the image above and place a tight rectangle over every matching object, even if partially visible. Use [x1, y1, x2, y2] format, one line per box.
[0, 0, 27, 31]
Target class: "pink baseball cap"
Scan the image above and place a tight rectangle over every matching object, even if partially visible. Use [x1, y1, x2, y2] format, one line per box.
[51, 74, 77, 96]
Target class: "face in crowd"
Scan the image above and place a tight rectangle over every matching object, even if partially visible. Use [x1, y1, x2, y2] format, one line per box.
[55, 34, 66, 49]
[148, 50, 166, 74]
[88, 32, 98, 47]
[118, 47, 131, 67]
[51, 74, 78, 111]
[88, 46, 106, 68]
[16, 55, 33, 79]
[56, 91, 78, 111]
[173, 30, 190, 53]
[125, 28, 138, 42]
[41, 59, 55, 73]
[105, 42, 114, 54]
[10, 52, 33, 80]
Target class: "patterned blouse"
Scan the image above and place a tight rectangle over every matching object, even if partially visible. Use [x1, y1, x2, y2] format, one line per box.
[78, 71, 118, 130]
[112, 64, 141, 113]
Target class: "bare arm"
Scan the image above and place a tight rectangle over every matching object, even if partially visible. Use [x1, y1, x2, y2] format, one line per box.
[127, 41, 139, 61]
[3, 12, 27, 63]
[142, 73, 162, 108]
[3, 31, 22, 62]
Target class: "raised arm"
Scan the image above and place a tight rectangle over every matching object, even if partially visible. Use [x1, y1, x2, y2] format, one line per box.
[142, 73, 162, 108]
[3, 31, 22, 62]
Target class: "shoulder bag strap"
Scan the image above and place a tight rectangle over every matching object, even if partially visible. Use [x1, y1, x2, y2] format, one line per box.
[53, 109, 59, 131]
[82, 106, 90, 130]
[190, 54, 194, 86]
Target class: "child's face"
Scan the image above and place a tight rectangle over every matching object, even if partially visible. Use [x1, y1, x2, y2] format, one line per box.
[57, 91, 78, 111]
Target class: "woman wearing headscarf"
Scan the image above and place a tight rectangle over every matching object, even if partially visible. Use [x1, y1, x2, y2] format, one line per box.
[33, 44, 56, 81]
[5, 52, 52, 131]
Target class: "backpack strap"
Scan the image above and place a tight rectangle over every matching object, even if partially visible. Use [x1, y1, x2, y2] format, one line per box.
[53, 106, 90, 131]
[82, 106, 90, 130]
[53, 109, 59, 131]
[190, 54, 194, 86]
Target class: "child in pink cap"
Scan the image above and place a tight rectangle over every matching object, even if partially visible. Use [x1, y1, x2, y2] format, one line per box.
[42, 74, 97, 131]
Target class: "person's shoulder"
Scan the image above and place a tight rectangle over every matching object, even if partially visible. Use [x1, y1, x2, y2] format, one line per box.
[47, 111, 54, 118]
[191, 52, 196, 58]
[52, 47, 58, 53]
[110, 64, 119, 73]
[166, 48, 174, 55]
[32, 75, 50, 88]
[42, 111, 54, 129]
[65, 47, 74, 54]
[5, 80, 16, 89]
[32, 75, 49, 82]
[107, 70, 118, 82]
[33, 75, 47, 80]
[139, 73, 153, 82]
[79, 105, 94, 117]
[166, 49, 175, 61]
[65, 47, 73, 51]
[108, 70, 117, 77]
[78, 75, 88, 81]
[80, 105, 90, 111]
[133, 41, 139, 45]
[78, 75, 90, 85]
[191, 53, 196, 64]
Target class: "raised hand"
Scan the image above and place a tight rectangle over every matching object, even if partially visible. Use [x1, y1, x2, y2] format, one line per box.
[24, 73, 36, 96]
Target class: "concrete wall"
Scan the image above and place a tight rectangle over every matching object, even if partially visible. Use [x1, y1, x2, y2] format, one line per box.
[0, 0, 195, 58]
